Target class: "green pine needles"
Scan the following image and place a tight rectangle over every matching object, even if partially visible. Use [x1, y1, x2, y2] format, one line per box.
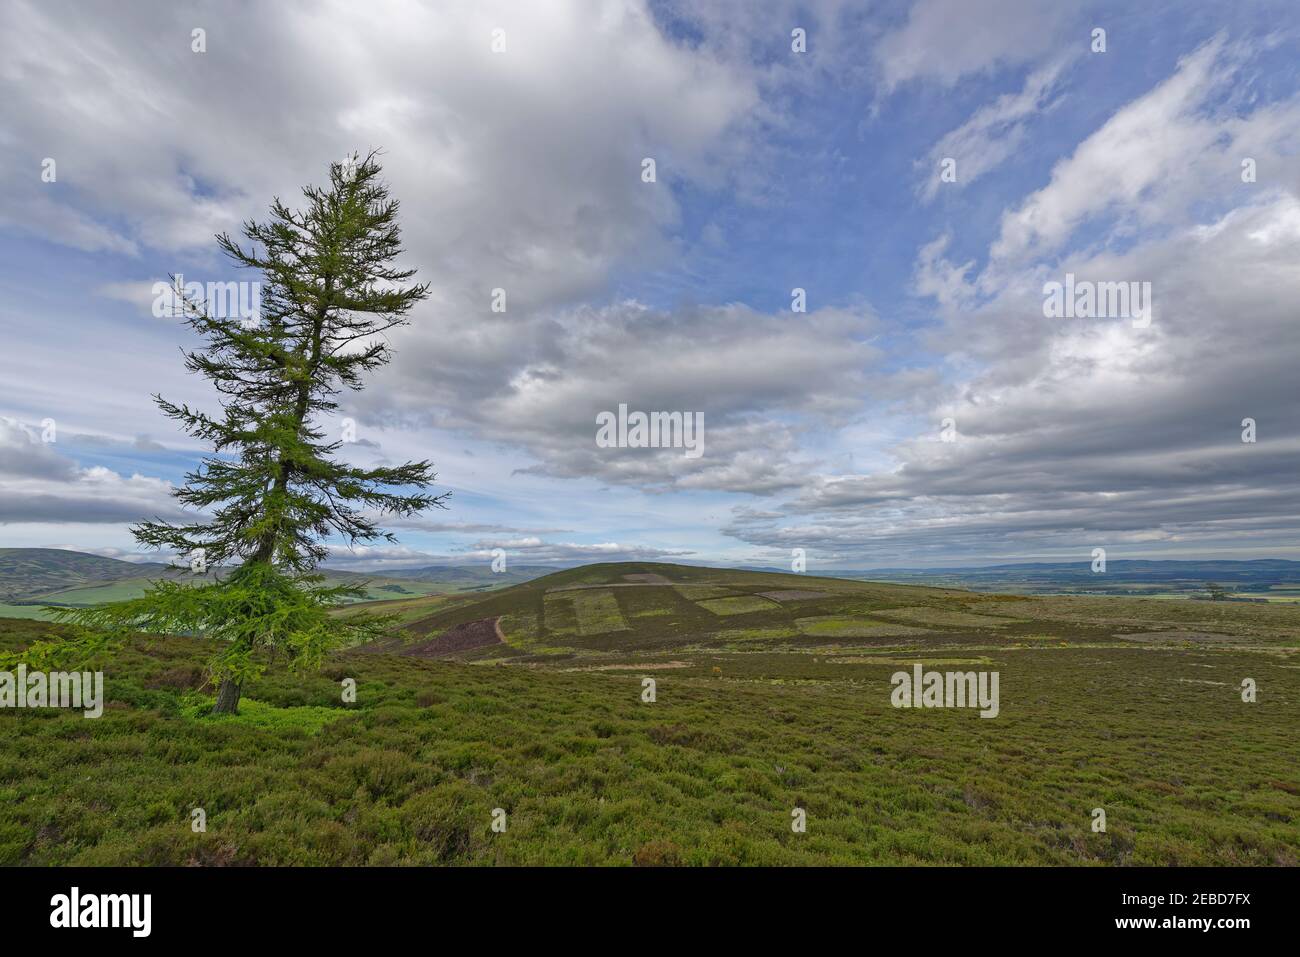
[39, 152, 447, 713]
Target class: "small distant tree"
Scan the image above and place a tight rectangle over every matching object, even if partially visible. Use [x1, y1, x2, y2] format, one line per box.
[34, 152, 448, 713]
[1205, 582, 1229, 601]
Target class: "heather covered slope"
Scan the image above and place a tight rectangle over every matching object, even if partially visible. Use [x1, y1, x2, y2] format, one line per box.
[379, 561, 1300, 658]
[0, 561, 1296, 866]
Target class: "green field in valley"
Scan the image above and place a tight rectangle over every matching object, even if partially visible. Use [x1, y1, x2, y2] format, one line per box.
[0, 548, 528, 621]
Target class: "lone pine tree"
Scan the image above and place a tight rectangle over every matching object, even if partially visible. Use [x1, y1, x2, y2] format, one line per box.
[51, 152, 447, 713]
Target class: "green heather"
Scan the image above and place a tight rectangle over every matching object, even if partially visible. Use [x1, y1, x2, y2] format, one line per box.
[1, 561, 1296, 866]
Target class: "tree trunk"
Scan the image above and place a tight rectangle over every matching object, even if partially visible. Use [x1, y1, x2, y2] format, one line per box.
[213, 677, 242, 715]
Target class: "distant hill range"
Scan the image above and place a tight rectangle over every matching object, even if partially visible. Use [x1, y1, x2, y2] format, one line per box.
[3, 549, 1298, 613]
[0, 548, 178, 600]
[824, 559, 1300, 600]
[0, 548, 548, 609]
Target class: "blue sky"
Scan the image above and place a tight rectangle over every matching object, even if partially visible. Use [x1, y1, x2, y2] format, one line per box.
[1, 0, 1299, 572]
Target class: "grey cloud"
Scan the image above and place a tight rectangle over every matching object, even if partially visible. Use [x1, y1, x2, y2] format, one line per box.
[0, 419, 76, 480]
[726, 53, 1300, 564]
[0, 418, 189, 525]
[371, 300, 880, 493]
[380, 516, 572, 535]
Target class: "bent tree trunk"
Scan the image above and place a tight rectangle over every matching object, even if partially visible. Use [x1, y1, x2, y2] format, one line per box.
[213, 677, 242, 715]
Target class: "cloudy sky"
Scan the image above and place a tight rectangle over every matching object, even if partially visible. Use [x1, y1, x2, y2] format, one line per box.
[1, 0, 1298, 572]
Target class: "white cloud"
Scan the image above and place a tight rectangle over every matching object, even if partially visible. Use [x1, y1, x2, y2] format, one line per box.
[0, 0, 758, 309]
[987, 35, 1253, 268]
[875, 0, 1076, 91]
[919, 56, 1074, 202]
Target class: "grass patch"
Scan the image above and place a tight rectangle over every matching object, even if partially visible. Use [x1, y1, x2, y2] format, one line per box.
[498, 611, 541, 646]
[570, 590, 628, 636]
[715, 626, 800, 642]
[796, 616, 933, 638]
[826, 656, 993, 666]
[673, 584, 736, 601]
[0, 603, 57, 621]
[697, 595, 779, 616]
[179, 696, 350, 734]
[874, 606, 1021, 629]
